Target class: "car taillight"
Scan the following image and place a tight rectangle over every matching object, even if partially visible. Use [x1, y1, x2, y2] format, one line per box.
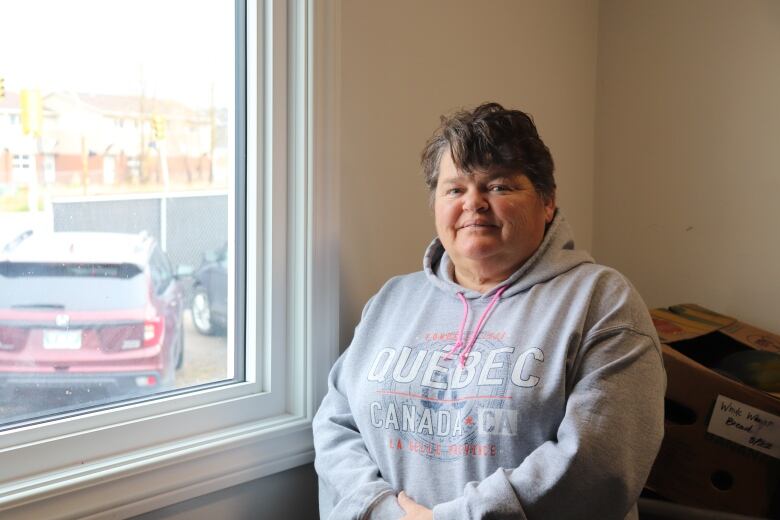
[0, 327, 28, 351]
[143, 318, 164, 347]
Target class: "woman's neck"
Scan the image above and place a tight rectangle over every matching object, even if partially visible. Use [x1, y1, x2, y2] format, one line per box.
[452, 260, 518, 293]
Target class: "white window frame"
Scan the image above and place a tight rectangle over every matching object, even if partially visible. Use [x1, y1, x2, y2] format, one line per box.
[0, 0, 340, 518]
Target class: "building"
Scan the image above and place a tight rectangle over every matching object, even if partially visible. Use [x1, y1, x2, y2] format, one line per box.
[0, 90, 228, 196]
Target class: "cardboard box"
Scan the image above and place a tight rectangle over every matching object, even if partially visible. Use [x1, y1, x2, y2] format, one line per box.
[645, 304, 780, 518]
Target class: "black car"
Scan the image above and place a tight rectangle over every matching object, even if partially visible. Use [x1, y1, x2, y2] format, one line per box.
[191, 244, 228, 336]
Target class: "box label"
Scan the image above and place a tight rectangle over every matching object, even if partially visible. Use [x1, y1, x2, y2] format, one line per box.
[707, 395, 779, 460]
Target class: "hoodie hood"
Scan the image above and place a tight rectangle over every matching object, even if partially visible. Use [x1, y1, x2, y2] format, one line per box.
[423, 209, 593, 299]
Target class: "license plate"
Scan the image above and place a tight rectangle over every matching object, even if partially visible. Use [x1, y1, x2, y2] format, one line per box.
[43, 330, 82, 350]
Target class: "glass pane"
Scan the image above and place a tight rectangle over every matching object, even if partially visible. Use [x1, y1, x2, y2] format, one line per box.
[0, 0, 238, 428]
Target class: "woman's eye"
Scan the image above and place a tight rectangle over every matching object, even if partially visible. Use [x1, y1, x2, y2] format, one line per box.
[446, 188, 463, 195]
[489, 184, 509, 192]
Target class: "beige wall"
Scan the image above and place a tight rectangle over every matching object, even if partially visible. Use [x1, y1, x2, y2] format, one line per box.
[340, 0, 600, 345]
[139, 2, 780, 517]
[594, 0, 780, 332]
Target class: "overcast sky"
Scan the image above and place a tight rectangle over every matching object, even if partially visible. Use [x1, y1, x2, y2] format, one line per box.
[1, 0, 234, 110]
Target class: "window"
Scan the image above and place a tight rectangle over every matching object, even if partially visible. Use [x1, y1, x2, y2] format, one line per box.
[0, 1, 339, 517]
[1, 0, 237, 428]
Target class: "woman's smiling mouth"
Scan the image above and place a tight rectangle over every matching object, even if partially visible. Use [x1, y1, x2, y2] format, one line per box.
[458, 221, 498, 230]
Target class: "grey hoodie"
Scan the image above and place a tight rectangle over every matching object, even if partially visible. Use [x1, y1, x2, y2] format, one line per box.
[313, 212, 665, 520]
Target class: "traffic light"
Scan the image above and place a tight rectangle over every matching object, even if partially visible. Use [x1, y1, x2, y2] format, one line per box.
[0, 77, 5, 99]
[20, 89, 43, 136]
[151, 115, 166, 141]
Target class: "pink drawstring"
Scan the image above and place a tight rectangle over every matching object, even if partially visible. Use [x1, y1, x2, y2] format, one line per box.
[443, 292, 470, 361]
[444, 285, 508, 366]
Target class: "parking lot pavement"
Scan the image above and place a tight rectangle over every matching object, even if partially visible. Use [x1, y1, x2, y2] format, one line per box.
[175, 310, 229, 388]
[0, 311, 229, 427]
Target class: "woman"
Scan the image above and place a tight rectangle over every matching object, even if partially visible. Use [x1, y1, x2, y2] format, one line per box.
[313, 103, 665, 520]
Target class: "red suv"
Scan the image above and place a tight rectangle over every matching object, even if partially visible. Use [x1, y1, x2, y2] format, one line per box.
[0, 230, 185, 398]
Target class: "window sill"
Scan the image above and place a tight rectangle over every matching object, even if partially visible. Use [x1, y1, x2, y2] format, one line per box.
[0, 414, 314, 519]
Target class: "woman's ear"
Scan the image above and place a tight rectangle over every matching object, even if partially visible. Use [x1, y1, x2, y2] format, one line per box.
[544, 193, 556, 223]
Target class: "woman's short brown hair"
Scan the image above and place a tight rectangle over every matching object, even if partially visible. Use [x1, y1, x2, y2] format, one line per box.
[421, 102, 555, 202]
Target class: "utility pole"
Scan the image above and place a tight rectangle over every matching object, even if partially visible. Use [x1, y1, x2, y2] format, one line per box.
[80, 134, 88, 195]
[152, 114, 169, 251]
[20, 89, 43, 208]
[209, 82, 216, 184]
[138, 65, 146, 185]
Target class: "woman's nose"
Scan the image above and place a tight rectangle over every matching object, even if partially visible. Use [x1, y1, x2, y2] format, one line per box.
[463, 189, 488, 212]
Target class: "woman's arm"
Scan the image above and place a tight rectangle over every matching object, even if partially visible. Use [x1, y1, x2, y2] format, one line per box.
[430, 328, 666, 520]
[313, 352, 405, 520]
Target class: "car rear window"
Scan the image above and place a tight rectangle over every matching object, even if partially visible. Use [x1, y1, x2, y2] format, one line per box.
[0, 262, 147, 311]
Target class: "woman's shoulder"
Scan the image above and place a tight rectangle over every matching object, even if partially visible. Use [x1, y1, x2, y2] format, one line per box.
[368, 270, 430, 308]
[553, 262, 655, 334]
[356, 269, 446, 324]
[560, 261, 636, 292]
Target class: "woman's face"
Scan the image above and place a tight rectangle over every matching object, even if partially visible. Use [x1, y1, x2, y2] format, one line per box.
[434, 152, 555, 275]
